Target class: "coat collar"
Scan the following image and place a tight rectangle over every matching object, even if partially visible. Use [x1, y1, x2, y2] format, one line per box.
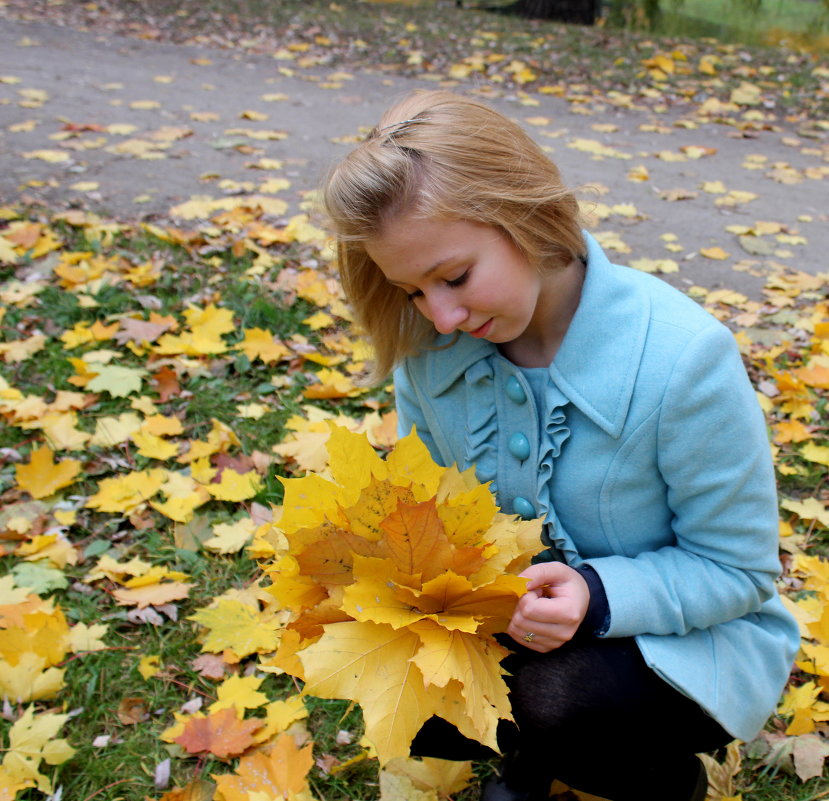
[424, 232, 651, 438]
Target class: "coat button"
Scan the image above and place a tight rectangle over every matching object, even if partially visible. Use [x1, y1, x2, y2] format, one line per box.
[513, 496, 536, 518]
[508, 432, 530, 461]
[505, 376, 527, 404]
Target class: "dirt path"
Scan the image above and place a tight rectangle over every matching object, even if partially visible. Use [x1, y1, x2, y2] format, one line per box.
[1, 18, 827, 300]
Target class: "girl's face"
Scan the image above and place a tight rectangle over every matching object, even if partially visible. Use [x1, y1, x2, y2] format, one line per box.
[365, 216, 554, 347]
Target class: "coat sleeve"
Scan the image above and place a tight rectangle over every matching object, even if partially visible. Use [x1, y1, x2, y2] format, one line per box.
[584, 322, 783, 638]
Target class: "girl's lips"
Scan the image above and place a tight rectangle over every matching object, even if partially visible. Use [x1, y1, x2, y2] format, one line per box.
[469, 318, 493, 338]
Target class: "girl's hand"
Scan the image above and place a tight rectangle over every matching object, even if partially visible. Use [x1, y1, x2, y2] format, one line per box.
[507, 562, 591, 652]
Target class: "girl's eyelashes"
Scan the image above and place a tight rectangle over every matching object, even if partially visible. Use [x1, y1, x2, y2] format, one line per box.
[404, 269, 469, 301]
[445, 269, 470, 288]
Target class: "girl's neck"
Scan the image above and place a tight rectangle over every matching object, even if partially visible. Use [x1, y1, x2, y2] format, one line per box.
[498, 256, 586, 368]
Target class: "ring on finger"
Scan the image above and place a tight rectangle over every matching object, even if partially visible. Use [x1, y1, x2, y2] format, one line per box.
[522, 631, 535, 643]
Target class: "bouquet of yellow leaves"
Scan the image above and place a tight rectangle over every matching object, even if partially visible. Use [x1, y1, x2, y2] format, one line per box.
[262, 426, 543, 764]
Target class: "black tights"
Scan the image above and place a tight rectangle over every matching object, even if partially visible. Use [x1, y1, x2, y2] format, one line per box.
[410, 634, 732, 801]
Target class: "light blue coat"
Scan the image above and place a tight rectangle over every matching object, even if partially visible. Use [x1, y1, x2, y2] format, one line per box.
[394, 232, 799, 741]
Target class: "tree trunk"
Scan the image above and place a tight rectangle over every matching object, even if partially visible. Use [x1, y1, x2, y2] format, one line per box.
[494, 0, 599, 24]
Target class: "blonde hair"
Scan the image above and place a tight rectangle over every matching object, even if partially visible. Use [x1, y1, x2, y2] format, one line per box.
[321, 90, 585, 381]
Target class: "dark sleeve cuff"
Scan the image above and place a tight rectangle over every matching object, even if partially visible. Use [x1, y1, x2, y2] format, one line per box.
[576, 564, 610, 636]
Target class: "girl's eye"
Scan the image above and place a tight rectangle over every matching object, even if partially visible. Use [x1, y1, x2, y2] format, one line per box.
[445, 270, 469, 288]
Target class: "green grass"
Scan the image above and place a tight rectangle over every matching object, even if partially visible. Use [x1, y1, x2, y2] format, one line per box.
[650, 0, 829, 44]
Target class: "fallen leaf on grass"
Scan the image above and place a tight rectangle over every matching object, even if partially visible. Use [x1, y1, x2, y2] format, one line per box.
[156, 779, 215, 801]
[175, 707, 262, 758]
[15, 446, 82, 500]
[1, 706, 75, 792]
[212, 732, 313, 799]
[208, 675, 269, 714]
[117, 697, 149, 725]
[112, 581, 193, 609]
[189, 600, 279, 659]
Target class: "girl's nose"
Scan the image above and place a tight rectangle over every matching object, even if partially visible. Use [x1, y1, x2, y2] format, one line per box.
[425, 295, 468, 335]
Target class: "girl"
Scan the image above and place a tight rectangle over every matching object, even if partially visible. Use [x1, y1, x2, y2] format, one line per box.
[321, 90, 799, 801]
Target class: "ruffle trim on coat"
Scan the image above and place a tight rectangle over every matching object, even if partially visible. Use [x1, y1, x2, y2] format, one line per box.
[535, 375, 581, 566]
[461, 359, 498, 491]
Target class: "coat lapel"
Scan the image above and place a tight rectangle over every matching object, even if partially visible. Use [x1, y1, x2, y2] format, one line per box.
[550, 232, 650, 438]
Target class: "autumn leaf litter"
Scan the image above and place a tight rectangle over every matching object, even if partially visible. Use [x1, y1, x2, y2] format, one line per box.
[0, 1, 829, 800]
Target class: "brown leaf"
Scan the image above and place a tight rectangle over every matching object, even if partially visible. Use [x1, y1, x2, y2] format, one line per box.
[316, 753, 341, 774]
[792, 734, 829, 782]
[153, 366, 181, 401]
[115, 317, 172, 345]
[117, 697, 149, 725]
[192, 653, 229, 680]
[174, 707, 262, 758]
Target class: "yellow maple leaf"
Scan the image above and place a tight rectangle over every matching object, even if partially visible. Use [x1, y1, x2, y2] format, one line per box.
[237, 328, 290, 364]
[203, 518, 257, 554]
[629, 258, 679, 274]
[0, 766, 34, 799]
[89, 412, 143, 446]
[30, 411, 91, 450]
[204, 469, 263, 502]
[151, 490, 210, 523]
[301, 622, 440, 761]
[303, 367, 362, 399]
[138, 655, 161, 680]
[15, 446, 82, 500]
[142, 414, 184, 437]
[730, 81, 761, 105]
[213, 733, 314, 800]
[0, 334, 47, 363]
[208, 674, 269, 714]
[0, 653, 65, 703]
[189, 599, 279, 658]
[67, 622, 108, 652]
[1, 706, 75, 792]
[86, 469, 167, 513]
[17, 533, 78, 569]
[0, 608, 69, 669]
[782, 497, 829, 529]
[132, 429, 179, 460]
[383, 756, 473, 800]
[800, 442, 829, 468]
[798, 642, 829, 678]
[252, 695, 308, 744]
[700, 246, 730, 260]
[112, 581, 193, 609]
[84, 554, 151, 584]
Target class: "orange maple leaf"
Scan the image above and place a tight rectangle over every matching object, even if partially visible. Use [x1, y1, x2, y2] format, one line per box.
[174, 707, 262, 758]
[213, 733, 313, 800]
[380, 498, 453, 580]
